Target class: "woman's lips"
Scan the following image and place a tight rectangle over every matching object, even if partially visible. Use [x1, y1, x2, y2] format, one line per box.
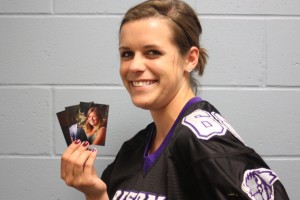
[131, 80, 157, 87]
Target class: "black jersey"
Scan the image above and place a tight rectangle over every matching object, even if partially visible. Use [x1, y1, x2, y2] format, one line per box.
[101, 97, 289, 200]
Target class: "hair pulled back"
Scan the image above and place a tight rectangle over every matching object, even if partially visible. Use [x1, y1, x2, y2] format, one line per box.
[119, 0, 208, 90]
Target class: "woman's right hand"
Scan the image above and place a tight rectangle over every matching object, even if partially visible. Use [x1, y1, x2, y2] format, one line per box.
[61, 140, 109, 200]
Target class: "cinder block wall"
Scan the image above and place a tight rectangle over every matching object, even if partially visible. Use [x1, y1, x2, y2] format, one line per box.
[0, 0, 299, 199]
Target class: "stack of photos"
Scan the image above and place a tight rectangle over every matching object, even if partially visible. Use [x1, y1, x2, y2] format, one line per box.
[57, 102, 109, 146]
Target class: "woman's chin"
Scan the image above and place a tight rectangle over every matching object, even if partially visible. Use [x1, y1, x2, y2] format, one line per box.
[131, 98, 153, 110]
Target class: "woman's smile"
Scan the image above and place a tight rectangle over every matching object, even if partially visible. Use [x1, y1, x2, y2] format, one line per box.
[131, 80, 157, 87]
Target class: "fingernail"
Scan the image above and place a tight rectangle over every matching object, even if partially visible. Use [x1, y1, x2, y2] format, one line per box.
[82, 141, 89, 147]
[74, 139, 81, 144]
[92, 148, 97, 153]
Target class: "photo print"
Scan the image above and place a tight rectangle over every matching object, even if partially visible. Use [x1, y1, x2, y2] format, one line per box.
[57, 102, 109, 146]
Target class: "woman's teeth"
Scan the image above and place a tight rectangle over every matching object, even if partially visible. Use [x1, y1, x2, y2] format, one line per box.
[132, 81, 155, 87]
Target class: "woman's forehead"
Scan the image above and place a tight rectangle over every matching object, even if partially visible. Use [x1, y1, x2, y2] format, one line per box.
[119, 18, 175, 49]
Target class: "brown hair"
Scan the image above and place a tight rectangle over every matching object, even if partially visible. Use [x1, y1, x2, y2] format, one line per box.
[85, 106, 104, 133]
[119, 0, 208, 91]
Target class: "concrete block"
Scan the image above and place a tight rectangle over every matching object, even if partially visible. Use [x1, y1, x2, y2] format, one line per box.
[267, 19, 300, 86]
[0, 16, 122, 85]
[0, 0, 51, 13]
[54, 0, 141, 14]
[196, 0, 300, 15]
[198, 88, 300, 155]
[199, 18, 265, 86]
[0, 88, 51, 155]
[54, 0, 195, 14]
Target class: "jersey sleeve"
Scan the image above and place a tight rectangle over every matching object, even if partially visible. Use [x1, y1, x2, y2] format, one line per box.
[184, 146, 289, 199]
[169, 101, 289, 199]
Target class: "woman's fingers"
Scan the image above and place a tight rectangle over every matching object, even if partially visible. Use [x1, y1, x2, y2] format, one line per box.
[71, 148, 98, 188]
[61, 142, 107, 198]
[73, 148, 94, 176]
[65, 141, 89, 179]
[61, 139, 81, 179]
[61, 140, 91, 185]
[84, 148, 97, 176]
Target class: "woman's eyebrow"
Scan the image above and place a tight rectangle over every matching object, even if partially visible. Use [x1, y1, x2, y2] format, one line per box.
[118, 46, 130, 50]
[118, 44, 163, 52]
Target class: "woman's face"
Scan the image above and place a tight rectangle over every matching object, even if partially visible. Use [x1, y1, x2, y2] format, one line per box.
[119, 18, 189, 111]
[87, 111, 99, 126]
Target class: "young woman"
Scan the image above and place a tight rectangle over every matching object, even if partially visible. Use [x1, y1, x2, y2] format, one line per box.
[61, 0, 289, 199]
[84, 106, 106, 146]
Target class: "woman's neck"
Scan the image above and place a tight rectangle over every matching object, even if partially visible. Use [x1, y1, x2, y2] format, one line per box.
[149, 88, 195, 152]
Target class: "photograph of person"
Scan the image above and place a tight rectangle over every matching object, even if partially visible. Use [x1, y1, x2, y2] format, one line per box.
[83, 105, 107, 146]
[65, 105, 88, 143]
[58, 102, 109, 146]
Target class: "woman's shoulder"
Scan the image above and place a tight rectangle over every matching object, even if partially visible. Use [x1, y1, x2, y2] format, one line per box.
[169, 100, 249, 161]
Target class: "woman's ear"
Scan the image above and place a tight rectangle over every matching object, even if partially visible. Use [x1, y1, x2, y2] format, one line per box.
[184, 46, 199, 73]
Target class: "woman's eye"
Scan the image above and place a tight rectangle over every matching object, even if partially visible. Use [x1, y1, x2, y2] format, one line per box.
[147, 50, 161, 58]
[120, 51, 133, 59]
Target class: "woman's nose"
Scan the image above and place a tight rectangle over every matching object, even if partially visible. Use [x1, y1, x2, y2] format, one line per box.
[128, 54, 146, 73]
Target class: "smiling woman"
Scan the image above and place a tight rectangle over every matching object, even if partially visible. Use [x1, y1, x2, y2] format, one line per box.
[119, 18, 196, 113]
[60, 1, 289, 200]
[84, 106, 106, 146]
